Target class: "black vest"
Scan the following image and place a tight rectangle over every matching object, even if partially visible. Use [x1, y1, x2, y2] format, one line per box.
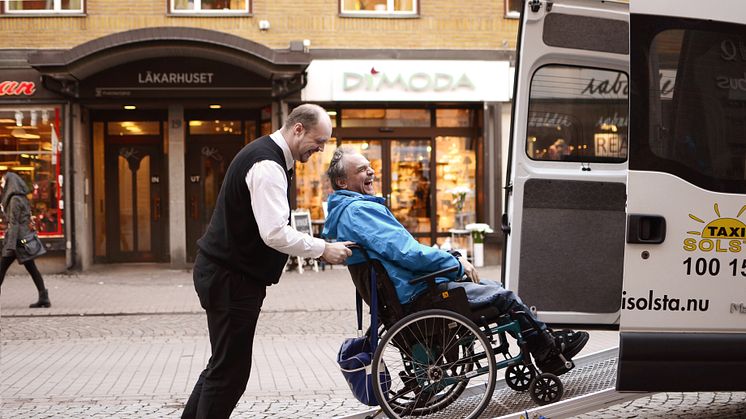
[197, 135, 292, 285]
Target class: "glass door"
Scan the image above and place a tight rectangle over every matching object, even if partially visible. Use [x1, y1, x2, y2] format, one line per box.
[104, 138, 165, 262]
[185, 136, 244, 261]
[390, 139, 433, 242]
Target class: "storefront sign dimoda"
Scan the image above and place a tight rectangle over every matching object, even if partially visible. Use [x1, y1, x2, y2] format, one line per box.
[302, 60, 511, 102]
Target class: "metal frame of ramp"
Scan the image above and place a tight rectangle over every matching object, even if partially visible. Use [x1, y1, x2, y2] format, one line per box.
[335, 347, 654, 419]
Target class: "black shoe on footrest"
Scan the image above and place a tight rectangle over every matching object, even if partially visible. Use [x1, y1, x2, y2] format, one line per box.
[534, 330, 589, 376]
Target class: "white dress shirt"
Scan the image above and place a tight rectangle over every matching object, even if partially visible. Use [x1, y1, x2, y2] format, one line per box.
[245, 130, 326, 258]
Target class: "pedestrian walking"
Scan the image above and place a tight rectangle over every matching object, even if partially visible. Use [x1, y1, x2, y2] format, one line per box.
[0, 171, 50, 308]
[182, 104, 353, 419]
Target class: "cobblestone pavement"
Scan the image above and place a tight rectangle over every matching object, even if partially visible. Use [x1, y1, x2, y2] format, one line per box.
[1, 264, 745, 418]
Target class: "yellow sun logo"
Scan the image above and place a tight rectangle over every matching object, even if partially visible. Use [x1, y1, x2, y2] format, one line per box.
[688, 203, 746, 238]
[684, 203, 746, 252]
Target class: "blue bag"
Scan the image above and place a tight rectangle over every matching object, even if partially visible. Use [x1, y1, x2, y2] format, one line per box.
[337, 265, 389, 406]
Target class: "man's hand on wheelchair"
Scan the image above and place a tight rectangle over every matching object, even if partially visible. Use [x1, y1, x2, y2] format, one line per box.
[321, 241, 355, 264]
[459, 256, 480, 284]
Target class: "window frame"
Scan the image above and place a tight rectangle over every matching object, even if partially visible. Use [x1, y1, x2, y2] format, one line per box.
[339, 0, 419, 18]
[525, 64, 630, 164]
[3, 0, 84, 15]
[505, 0, 520, 19]
[169, 0, 251, 15]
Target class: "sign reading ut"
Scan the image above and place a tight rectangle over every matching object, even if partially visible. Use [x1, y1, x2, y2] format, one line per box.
[0, 81, 36, 96]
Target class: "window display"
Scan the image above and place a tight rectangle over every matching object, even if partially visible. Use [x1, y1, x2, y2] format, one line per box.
[0, 106, 63, 237]
[436, 136, 475, 232]
[294, 107, 478, 245]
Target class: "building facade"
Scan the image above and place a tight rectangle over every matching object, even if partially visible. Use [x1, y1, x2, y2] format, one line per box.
[0, 0, 521, 270]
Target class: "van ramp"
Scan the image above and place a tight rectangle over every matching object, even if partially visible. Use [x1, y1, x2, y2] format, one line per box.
[336, 347, 653, 419]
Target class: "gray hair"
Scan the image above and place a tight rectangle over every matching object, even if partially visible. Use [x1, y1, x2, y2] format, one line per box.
[283, 104, 325, 131]
[327, 146, 354, 191]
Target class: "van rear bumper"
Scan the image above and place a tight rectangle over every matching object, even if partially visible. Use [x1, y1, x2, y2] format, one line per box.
[618, 332, 746, 391]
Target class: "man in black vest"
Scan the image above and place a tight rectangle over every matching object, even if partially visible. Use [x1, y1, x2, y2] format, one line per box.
[182, 104, 353, 419]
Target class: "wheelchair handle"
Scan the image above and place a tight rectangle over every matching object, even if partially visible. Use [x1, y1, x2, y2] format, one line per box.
[346, 243, 370, 262]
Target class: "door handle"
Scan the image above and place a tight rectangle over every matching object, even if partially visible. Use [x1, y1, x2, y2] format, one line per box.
[627, 214, 666, 244]
[190, 197, 199, 220]
[153, 196, 161, 222]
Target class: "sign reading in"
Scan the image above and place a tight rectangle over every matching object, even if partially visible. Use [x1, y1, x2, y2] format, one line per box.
[0, 81, 35, 96]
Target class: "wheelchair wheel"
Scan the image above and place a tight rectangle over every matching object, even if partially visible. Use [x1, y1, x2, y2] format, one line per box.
[528, 372, 563, 405]
[372, 309, 496, 418]
[505, 364, 535, 392]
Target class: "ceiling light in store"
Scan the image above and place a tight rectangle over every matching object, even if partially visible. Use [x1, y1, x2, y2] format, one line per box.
[0, 166, 6, 171]
[12, 166, 35, 171]
[327, 111, 337, 116]
[124, 105, 137, 110]
[42, 110, 49, 125]
[0, 118, 15, 124]
[209, 104, 222, 109]
[30, 110, 38, 127]
[120, 121, 135, 127]
[189, 121, 203, 127]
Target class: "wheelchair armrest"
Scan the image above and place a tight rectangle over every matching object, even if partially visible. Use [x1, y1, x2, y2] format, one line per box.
[408, 265, 459, 287]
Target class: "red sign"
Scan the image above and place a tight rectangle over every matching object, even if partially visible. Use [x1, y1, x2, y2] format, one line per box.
[0, 81, 36, 96]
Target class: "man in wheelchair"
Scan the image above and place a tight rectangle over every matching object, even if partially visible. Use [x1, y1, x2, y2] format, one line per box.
[322, 147, 588, 376]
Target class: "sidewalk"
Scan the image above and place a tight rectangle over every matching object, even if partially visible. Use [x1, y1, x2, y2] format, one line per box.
[0, 263, 621, 418]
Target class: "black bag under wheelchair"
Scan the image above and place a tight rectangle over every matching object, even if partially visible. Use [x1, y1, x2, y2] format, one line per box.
[344, 245, 568, 419]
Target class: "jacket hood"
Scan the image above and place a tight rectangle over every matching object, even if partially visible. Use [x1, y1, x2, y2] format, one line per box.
[322, 190, 385, 240]
[1, 172, 29, 209]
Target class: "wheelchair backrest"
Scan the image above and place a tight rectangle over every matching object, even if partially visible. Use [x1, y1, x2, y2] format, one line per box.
[347, 260, 407, 328]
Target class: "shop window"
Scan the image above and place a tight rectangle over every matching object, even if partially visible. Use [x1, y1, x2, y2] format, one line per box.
[436, 136, 476, 232]
[436, 109, 472, 127]
[505, 0, 520, 19]
[171, 0, 249, 14]
[188, 120, 242, 135]
[527, 65, 628, 163]
[341, 108, 430, 127]
[5, 0, 83, 13]
[340, 0, 417, 16]
[108, 121, 161, 136]
[0, 106, 63, 237]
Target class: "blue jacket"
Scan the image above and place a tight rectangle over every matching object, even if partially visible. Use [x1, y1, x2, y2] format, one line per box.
[323, 190, 463, 304]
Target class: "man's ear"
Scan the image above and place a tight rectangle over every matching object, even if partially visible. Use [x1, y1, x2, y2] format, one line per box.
[293, 122, 304, 136]
[337, 177, 348, 190]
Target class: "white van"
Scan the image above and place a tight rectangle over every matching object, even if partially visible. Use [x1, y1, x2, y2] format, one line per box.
[506, 0, 746, 391]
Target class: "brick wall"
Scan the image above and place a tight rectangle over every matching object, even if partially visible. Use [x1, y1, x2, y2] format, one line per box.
[0, 0, 519, 51]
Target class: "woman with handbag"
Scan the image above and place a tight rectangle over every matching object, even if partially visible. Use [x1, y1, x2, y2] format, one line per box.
[0, 172, 50, 308]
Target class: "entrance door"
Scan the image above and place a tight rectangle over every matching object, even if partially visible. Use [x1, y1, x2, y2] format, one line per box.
[340, 138, 435, 243]
[185, 137, 244, 261]
[105, 138, 165, 262]
[504, 0, 629, 325]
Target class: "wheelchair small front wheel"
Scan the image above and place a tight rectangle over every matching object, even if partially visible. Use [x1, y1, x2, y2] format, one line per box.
[372, 309, 497, 419]
[528, 372, 564, 405]
[505, 363, 535, 392]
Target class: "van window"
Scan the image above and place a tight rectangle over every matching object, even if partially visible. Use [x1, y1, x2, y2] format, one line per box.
[527, 65, 628, 163]
[642, 27, 746, 192]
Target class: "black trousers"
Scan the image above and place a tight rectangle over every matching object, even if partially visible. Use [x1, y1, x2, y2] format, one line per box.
[182, 253, 267, 419]
[0, 254, 45, 292]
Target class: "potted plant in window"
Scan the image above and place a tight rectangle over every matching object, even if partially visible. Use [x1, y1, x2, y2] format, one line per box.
[465, 223, 493, 267]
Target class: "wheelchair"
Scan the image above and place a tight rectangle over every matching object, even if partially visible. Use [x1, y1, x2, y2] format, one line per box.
[347, 245, 568, 419]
